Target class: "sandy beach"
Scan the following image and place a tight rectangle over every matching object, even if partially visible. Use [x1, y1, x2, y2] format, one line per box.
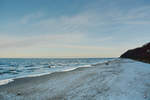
[0, 59, 150, 100]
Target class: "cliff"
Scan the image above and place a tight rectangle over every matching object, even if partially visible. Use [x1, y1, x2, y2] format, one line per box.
[120, 42, 150, 63]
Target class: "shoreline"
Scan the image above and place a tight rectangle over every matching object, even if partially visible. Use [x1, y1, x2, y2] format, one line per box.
[0, 59, 115, 86]
[0, 59, 150, 100]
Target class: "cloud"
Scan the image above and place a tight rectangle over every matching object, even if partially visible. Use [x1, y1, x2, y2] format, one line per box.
[8, 4, 150, 37]
[0, 33, 85, 49]
[111, 6, 150, 25]
[1, 0, 150, 57]
[0, 32, 113, 50]
[20, 11, 45, 24]
[30, 12, 97, 35]
[0, 33, 116, 58]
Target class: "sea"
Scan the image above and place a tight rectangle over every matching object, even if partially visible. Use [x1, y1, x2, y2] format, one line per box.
[0, 58, 115, 85]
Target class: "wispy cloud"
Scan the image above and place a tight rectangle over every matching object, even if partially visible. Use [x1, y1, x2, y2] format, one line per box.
[110, 6, 150, 25]
[20, 11, 45, 24]
[0, 0, 150, 57]
[0, 33, 84, 48]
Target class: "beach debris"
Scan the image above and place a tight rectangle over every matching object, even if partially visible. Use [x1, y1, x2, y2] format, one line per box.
[17, 92, 21, 96]
[48, 65, 55, 68]
[48, 65, 51, 68]
[105, 62, 109, 65]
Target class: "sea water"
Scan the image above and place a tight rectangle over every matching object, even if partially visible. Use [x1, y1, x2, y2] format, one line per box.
[0, 58, 114, 85]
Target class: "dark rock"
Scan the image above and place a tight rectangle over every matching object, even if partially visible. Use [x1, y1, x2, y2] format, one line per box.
[120, 42, 150, 63]
[17, 92, 21, 96]
[105, 62, 109, 65]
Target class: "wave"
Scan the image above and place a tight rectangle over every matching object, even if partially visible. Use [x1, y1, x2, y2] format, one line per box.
[0, 79, 14, 86]
[0, 59, 115, 86]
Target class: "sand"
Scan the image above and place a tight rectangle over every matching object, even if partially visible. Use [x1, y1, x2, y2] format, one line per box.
[0, 59, 150, 100]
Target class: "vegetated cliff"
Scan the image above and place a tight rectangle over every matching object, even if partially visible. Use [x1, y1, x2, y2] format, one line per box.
[120, 42, 150, 63]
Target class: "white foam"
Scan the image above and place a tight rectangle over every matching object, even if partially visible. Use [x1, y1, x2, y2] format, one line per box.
[0, 79, 14, 86]
[0, 62, 108, 85]
[23, 72, 51, 78]
[79, 64, 91, 67]
[50, 65, 56, 68]
[0, 61, 109, 85]
[62, 68, 77, 72]
[62, 64, 92, 72]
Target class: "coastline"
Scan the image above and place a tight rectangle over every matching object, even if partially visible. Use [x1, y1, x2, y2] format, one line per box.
[0, 59, 150, 100]
[0, 59, 114, 86]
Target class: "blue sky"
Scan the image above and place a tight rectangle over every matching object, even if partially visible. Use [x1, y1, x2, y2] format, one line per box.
[0, 0, 150, 58]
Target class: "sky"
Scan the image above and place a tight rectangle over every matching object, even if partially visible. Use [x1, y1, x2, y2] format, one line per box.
[0, 0, 150, 58]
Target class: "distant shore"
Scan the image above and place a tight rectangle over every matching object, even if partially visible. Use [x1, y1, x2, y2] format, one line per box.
[0, 59, 150, 100]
